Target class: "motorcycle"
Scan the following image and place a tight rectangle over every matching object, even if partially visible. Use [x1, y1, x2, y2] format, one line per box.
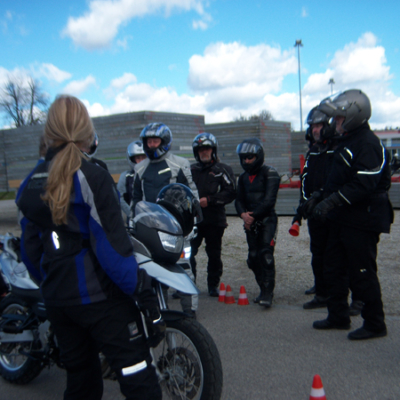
[0, 201, 223, 400]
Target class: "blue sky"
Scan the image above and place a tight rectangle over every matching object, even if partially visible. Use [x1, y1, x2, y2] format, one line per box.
[1, 0, 400, 131]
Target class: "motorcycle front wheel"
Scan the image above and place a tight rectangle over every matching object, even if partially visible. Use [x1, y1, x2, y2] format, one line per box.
[154, 317, 223, 400]
[0, 295, 44, 384]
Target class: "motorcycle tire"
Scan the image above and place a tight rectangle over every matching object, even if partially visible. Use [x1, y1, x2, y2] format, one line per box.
[0, 295, 44, 384]
[154, 317, 223, 400]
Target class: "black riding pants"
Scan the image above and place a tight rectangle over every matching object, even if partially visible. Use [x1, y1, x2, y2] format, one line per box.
[190, 224, 226, 287]
[324, 221, 386, 332]
[307, 218, 329, 298]
[46, 298, 161, 400]
[245, 216, 277, 290]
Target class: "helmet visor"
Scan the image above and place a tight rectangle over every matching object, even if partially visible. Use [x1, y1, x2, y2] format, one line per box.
[236, 142, 261, 155]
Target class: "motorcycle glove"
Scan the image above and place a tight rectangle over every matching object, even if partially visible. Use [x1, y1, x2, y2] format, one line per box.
[291, 207, 302, 226]
[302, 191, 322, 219]
[133, 269, 166, 348]
[312, 192, 343, 223]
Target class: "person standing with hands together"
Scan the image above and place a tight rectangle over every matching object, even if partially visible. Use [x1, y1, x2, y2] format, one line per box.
[235, 138, 280, 308]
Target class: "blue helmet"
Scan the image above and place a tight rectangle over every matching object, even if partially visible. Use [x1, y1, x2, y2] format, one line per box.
[192, 132, 218, 162]
[140, 123, 172, 160]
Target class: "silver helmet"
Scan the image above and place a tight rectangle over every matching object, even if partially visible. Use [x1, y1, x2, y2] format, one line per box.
[318, 89, 371, 132]
[127, 140, 145, 168]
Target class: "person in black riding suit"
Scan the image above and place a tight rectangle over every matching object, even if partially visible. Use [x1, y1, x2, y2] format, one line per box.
[235, 138, 280, 308]
[16, 95, 163, 400]
[310, 89, 393, 340]
[297, 107, 364, 315]
[190, 133, 236, 297]
[294, 107, 334, 310]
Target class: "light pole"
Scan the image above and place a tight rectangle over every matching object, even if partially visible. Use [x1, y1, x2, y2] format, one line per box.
[328, 78, 335, 95]
[294, 39, 303, 132]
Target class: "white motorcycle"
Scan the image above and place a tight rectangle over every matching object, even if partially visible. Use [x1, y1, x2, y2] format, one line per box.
[0, 201, 223, 400]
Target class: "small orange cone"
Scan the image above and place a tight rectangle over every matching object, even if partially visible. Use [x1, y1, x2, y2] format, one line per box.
[218, 282, 226, 302]
[237, 286, 249, 305]
[289, 221, 300, 236]
[309, 374, 327, 400]
[224, 285, 235, 304]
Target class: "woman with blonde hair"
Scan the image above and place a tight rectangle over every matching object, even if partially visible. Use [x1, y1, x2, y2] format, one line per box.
[16, 95, 162, 400]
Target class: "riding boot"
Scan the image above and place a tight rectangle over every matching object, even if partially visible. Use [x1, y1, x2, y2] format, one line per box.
[258, 262, 275, 308]
[252, 274, 263, 304]
[258, 281, 274, 308]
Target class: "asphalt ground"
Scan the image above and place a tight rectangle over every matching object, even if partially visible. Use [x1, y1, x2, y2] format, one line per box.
[0, 199, 399, 399]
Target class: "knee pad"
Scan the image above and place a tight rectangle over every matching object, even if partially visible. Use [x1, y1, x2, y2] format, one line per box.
[259, 250, 275, 270]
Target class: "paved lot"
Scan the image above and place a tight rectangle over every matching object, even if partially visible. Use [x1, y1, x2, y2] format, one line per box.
[0, 200, 399, 399]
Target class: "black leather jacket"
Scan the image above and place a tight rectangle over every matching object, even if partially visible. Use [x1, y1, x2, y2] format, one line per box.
[191, 161, 236, 227]
[301, 142, 335, 201]
[235, 165, 280, 220]
[326, 123, 393, 233]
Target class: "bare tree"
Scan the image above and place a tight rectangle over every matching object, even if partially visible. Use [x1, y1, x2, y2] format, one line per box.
[0, 76, 49, 127]
[234, 109, 274, 122]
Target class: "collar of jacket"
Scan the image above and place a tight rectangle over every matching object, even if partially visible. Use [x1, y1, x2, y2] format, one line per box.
[200, 160, 215, 170]
[340, 122, 370, 140]
[149, 151, 169, 163]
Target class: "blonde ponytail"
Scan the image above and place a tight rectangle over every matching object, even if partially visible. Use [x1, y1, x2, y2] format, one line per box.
[42, 96, 94, 225]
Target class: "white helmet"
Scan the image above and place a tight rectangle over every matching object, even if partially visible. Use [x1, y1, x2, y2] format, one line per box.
[127, 140, 145, 168]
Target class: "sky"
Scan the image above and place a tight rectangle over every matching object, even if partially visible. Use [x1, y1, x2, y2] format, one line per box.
[1, 0, 400, 131]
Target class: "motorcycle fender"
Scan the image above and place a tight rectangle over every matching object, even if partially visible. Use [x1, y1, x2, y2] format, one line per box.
[135, 254, 199, 295]
[0, 330, 34, 343]
[161, 309, 188, 322]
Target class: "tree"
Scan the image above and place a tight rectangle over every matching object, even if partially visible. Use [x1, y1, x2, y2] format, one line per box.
[0, 76, 49, 127]
[234, 109, 274, 122]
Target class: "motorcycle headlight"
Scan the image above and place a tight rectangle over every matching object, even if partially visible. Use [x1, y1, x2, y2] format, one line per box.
[158, 232, 183, 253]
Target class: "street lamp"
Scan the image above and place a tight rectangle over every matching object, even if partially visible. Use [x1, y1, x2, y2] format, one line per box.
[294, 40, 303, 132]
[328, 78, 335, 95]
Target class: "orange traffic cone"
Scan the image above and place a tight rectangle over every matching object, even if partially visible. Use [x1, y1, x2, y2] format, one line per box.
[309, 374, 327, 400]
[289, 221, 300, 236]
[237, 285, 249, 305]
[218, 282, 226, 302]
[224, 285, 235, 304]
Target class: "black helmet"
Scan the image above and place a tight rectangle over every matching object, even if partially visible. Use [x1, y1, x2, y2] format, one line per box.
[305, 106, 333, 143]
[156, 183, 202, 236]
[192, 132, 218, 162]
[83, 132, 99, 158]
[236, 138, 264, 174]
[140, 123, 172, 160]
[127, 140, 145, 168]
[318, 89, 371, 132]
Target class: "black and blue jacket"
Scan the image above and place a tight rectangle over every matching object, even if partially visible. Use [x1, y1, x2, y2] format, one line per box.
[16, 150, 138, 307]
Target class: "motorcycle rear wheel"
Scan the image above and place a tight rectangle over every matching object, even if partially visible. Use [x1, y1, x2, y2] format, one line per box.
[154, 317, 223, 400]
[0, 295, 44, 384]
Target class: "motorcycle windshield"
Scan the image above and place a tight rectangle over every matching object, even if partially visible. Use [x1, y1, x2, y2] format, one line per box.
[134, 201, 183, 235]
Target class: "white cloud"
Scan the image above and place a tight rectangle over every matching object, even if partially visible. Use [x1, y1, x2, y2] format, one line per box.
[188, 42, 297, 93]
[62, 0, 210, 50]
[0, 66, 32, 87]
[81, 32, 400, 132]
[36, 63, 72, 83]
[302, 32, 399, 129]
[1, 11, 12, 32]
[110, 72, 137, 90]
[63, 75, 96, 95]
[116, 36, 132, 50]
[301, 7, 308, 17]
